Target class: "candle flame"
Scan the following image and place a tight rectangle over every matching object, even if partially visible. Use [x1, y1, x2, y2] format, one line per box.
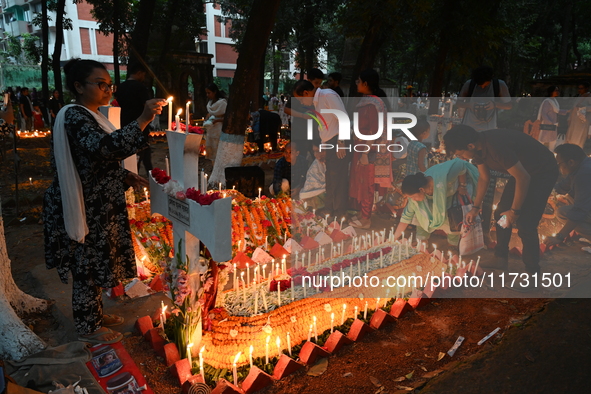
[162, 305, 167, 313]
[200, 345, 205, 353]
[187, 100, 191, 105]
[276, 336, 281, 347]
[313, 316, 316, 322]
[176, 108, 183, 115]
[249, 345, 253, 354]
[167, 96, 173, 102]
[233, 351, 242, 364]
[343, 303, 347, 309]
[266, 335, 270, 343]
[187, 343, 194, 349]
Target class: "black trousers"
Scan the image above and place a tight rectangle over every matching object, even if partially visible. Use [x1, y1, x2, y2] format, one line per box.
[494, 169, 558, 273]
[324, 135, 350, 215]
[137, 145, 153, 175]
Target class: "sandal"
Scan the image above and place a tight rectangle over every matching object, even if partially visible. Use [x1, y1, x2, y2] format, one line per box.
[103, 314, 124, 327]
[78, 328, 123, 345]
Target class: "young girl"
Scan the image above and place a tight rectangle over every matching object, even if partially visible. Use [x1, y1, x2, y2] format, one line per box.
[405, 119, 431, 176]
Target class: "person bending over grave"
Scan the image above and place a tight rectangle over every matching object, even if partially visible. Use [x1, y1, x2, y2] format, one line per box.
[444, 125, 558, 284]
[300, 143, 327, 209]
[545, 144, 591, 246]
[270, 141, 307, 197]
[43, 58, 166, 344]
[392, 158, 478, 247]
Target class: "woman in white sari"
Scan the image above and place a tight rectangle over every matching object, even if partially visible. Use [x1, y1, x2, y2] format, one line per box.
[204, 83, 227, 164]
[537, 85, 569, 152]
[566, 82, 591, 149]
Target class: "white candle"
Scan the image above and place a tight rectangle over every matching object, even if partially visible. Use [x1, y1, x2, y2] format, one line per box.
[341, 304, 347, 325]
[354, 306, 358, 320]
[358, 260, 361, 276]
[160, 301, 167, 325]
[277, 282, 281, 306]
[166, 96, 173, 130]
[232, 352, 241, 385]
[204, 174, 208, 190]
[467, 260, 473, 273]
[364, 301, 368, 320]
[186, 101, 191, 131]
[199, 345, 205, 379]
[275, 262, 279, 276]
[276, 336, 282, 358]
[261, 288, 268, 311]
[340, 217, 345, 229]
[291, 278, 295, 300]
[282, 255, 286, 275]
[246, 263, 250, 285]
[144, 187, 149, 202]
[376, 298, 380, 310]
[165, 156, 170, 176]
[262, 264, 267, 280]
[287, 332, 292, 356]
[249, 345, 254, 368]
[175, 108, 182, 132]
[308, 324, 312, 342]
[330, 312, 334, 333]
[313, 316, 318, 341]
[366, 254, 369, 272]
[258, 187, 262, 199]
[380, 250, 383, 268]
[398, 241, 402, 261]
[253, 284, 258, 315]
[187, 343, 193, 367]
[265, 336, 270, 364]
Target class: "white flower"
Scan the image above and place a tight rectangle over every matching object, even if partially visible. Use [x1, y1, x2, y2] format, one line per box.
[230, 329, 238, 338]
[163, 180, 184, 196]
[290, 316, 297, 323]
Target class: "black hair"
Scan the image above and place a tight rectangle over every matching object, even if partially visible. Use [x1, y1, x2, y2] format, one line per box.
[293, 80, 315, 96]
[401, 172, 429, 195]
[21, 87, 29, 92]
[328, 72, 342, 83]
[471, 66, 494, 86]
[554, 143, 587, 163]
[205, 83, 226, 99]
[127, 62, 147, 76]
[358, 69, 387, 97]
[64, 58, 107, 99]
[410, 119, 430, 138]
[546, 85, 559, 97]
[578, 81, 590, 89]
[443, 124, 480, 153]
[308, 68, 324, 81]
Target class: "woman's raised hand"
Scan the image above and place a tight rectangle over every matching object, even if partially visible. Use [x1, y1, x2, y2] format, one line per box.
[138, 98, 167, 128]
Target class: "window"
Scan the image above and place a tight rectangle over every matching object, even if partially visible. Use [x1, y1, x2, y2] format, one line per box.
[198, 41, 208, 53]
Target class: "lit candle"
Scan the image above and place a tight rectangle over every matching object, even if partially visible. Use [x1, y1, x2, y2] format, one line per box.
[364, 301, 368, 320]
[376, 298, 380, 310]
[313, 316, 318, 341]
[232, 352, 241, 385]
[354, 305, 358, 320]
[287, 332, 292, 356]
[249, 345, 254, 368]
[246, 263, 250, 285]
[341, 303, 347, 325]
[423, 242, 427, 253]
[277, 282, 281, 306]
[262, 264, 267, 280]
[144, 187, 149, 202]
[233, 263, 237, 291]
[398, 241, 402, 261]
[308, 324, 312, 342]
[160, 301, 167, 326]
[265, 236, 268, 250]
[199, 345, 205, 379]
[253, 283, 258, 314]
[340, 217, 345, 229]
[265, 336, 270, 364]
[258, 187, 262, 199]
[175, 108, 182, 132]
[330, 312, 334, 333]
[186, 101, 191, 131]
[187, 343, 194, 367]
[282, 255, 286, 275]
[166, 96, 173, 130]
[29, 177, 32, 185]
[204, 174, 208, 190]
[380, 250, 383, 268]
[276, 336, 281, 358]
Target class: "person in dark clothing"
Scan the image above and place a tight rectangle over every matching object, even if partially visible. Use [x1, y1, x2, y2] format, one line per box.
[327, 72, 345, 97]
[48, 89, 64, 128]
[19, 87, 34, 132]
[115, 63, 153, 175]
[545, 144, 591, 244]
[257, 109, 282, 152]
[271, 142, 307, 197]
[444, 125, 559, 282]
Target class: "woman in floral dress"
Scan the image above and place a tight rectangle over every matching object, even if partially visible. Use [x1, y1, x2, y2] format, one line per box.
[43, 59, 165, 344]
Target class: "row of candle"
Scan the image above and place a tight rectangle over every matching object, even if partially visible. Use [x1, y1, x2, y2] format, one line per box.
[166, 97, 193, 133]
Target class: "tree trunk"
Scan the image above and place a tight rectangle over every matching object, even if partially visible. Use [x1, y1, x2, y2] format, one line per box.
[52, 0, 66, 95]
[223, 0, 280, 136]
[558, 0, 573, 75]
[272, 43, 280, 95]
[113, 0, 121, 85]
[0, 200, 48, 360]
[128, 0, 157, 68]
[40, 0, 49, 115]
[348, 14, 386, 97]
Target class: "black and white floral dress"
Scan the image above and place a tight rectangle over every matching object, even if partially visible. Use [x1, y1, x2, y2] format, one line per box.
[43, 105, 148, 334]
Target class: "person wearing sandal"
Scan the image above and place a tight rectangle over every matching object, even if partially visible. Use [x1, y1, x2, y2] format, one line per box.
[392, 158, 479, 247]
[42, 59, 165, 345]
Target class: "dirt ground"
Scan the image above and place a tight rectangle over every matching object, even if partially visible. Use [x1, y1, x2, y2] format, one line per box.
[3, 135, 591, 394]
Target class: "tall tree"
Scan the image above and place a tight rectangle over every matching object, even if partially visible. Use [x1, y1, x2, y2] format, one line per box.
[52, 0, 67, 96]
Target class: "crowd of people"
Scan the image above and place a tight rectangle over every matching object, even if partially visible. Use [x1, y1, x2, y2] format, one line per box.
[0, 86, 65, 132]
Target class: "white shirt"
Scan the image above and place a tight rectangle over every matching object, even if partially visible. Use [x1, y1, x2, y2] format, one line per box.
[313, 88, 347, 142]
